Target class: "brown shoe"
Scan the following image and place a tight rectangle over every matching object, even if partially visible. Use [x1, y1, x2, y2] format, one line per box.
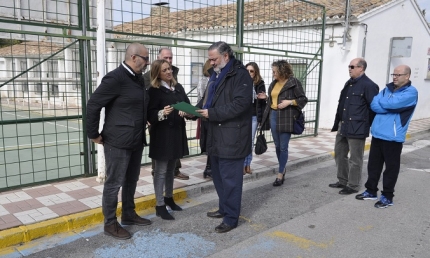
[104, 221, 131, 240]
[243, 167, 247, 175]
[245, 165, 252, 174]
[174, 170, 189, 180]
[121, 213, 152, 226]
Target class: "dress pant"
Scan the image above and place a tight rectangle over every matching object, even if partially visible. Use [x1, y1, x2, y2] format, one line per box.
[365, 137, 403, 200]
[334, 129, 365, 190]
[102, 143, 143, 224]
[210, 156, 244, 227]
[153, 159, 176, 206]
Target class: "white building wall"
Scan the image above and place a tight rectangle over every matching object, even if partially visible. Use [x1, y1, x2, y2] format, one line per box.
[361, 0, 430, 121]
[318, 0, 430, 129]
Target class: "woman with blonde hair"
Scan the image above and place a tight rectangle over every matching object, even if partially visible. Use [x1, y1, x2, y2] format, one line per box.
[148, 59, 190, 220]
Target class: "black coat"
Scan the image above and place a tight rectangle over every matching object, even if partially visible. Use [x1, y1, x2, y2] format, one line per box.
[331, 74, 379, 138]
[253, 80, 267, 123]
[86, 63, 148, 149]
[147, 83, 190, 160]
[198, 58, 253, 159]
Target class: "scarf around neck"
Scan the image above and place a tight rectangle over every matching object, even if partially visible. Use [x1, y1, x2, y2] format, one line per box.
[203, 58, 234, 109]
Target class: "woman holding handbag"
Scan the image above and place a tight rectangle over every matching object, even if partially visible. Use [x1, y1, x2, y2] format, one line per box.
[243, 62, 266, 175]
[260, 60, 308, 186]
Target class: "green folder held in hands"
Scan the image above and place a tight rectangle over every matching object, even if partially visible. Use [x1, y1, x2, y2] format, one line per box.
[171, 102, 203, 117]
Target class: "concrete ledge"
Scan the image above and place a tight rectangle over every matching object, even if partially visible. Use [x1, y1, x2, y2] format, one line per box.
[0, 189, 188, 249]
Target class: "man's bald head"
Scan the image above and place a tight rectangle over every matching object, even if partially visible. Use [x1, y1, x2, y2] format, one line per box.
[392, 64, 411, 89]
[124, 43, 149, 74]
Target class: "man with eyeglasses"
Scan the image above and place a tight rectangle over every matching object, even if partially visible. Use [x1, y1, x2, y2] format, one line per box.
[356, 65, 418, 208]
[143, 48, 190, 180]
[86, 43, 151, 240]
[329, 58, 379, 195]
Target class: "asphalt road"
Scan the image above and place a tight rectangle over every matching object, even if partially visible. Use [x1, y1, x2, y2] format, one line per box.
[6, 133, 430, 258]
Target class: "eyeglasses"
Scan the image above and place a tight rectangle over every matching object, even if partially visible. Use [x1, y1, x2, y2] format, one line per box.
[348, 65, 361, 69]
[133, 54, 149, 62]
[391, 73, 407, 77]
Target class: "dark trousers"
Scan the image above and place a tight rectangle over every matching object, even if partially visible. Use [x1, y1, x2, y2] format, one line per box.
[211, 155, 244, 227]
[152, 159, 181, 171]
[365, 137, 403, 200]
[102, 143, 143, 224]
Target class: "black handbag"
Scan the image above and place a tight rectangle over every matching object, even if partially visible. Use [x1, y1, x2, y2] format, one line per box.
[254, 129, 268, 155]
[293, 111, 305, 135]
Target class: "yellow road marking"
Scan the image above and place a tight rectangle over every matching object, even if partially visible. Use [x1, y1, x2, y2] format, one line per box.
[269, 231, 334, 250]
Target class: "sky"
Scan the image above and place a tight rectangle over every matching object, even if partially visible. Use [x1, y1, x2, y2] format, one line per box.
[416, 0, 430, 22]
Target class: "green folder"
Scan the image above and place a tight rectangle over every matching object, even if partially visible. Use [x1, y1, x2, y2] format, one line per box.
[171, 102, 203, 117]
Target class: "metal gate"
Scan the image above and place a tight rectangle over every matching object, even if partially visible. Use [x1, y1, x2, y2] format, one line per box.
[0, 0, 325, 190]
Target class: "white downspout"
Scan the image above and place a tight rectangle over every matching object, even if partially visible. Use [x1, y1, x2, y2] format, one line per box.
[96, 0, 107, 183]
[342, 0, 351, 50]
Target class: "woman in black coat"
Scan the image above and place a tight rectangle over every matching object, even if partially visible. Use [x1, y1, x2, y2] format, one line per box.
[147, 59, 190, 220]
[243, 62, 266, 175]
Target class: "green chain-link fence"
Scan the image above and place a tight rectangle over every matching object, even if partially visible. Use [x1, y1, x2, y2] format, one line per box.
[0, 0, 324, 190]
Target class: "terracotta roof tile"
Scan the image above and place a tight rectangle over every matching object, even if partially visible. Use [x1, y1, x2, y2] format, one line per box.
[113, 0, 392, 36]
[0, 41, 64, 57]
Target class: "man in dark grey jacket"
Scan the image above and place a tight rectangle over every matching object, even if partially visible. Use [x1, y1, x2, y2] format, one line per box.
[329, 58, 379, 195]
[197, 41, 253, 233]
[86, 43, 151, 240]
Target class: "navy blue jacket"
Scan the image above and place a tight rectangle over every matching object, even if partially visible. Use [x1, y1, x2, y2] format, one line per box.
[331, 74, 379, 139]
[197, 58, 253, 159]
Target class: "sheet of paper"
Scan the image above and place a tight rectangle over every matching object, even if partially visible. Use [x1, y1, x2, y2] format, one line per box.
[171, 102, 203, 117]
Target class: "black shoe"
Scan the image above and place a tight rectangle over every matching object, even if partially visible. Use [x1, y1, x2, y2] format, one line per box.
[155, 205, 175, 220]
[164, 197, 182, 211]
[215, 222, 236, 233]
[203, 167, 212, 179]
[339, 187, 358, 195]
[273, 174, 285, 187]
[207, 210, 223, 218]
[121, 213, 152, 226]
[329, 182, 345, 188]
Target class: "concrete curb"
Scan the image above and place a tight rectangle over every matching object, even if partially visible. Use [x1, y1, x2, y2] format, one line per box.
[0, 190, 187, 249]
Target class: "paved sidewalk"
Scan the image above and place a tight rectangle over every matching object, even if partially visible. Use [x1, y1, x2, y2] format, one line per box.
[0, 118, 429, 249]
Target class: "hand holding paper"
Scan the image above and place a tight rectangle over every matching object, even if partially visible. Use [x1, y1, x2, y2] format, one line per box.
[171, 102, 203, 117]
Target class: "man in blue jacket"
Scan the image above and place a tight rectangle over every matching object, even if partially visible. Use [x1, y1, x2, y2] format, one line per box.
[356, 65, 418, 208]
[86, 43, 151, 239]
[329, 58, 379, 195]
[196, 41, 253, 233]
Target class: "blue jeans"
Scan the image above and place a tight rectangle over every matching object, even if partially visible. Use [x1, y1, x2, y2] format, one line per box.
[102, 143, 143, 224]
[270, 110, 291, 174]
[244, 116, 258, 166]
[211, 156, 244, 227]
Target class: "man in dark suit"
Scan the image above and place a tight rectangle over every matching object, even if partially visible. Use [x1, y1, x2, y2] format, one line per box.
[86, 43, 151, 240]
[197, 41, 253, 233]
